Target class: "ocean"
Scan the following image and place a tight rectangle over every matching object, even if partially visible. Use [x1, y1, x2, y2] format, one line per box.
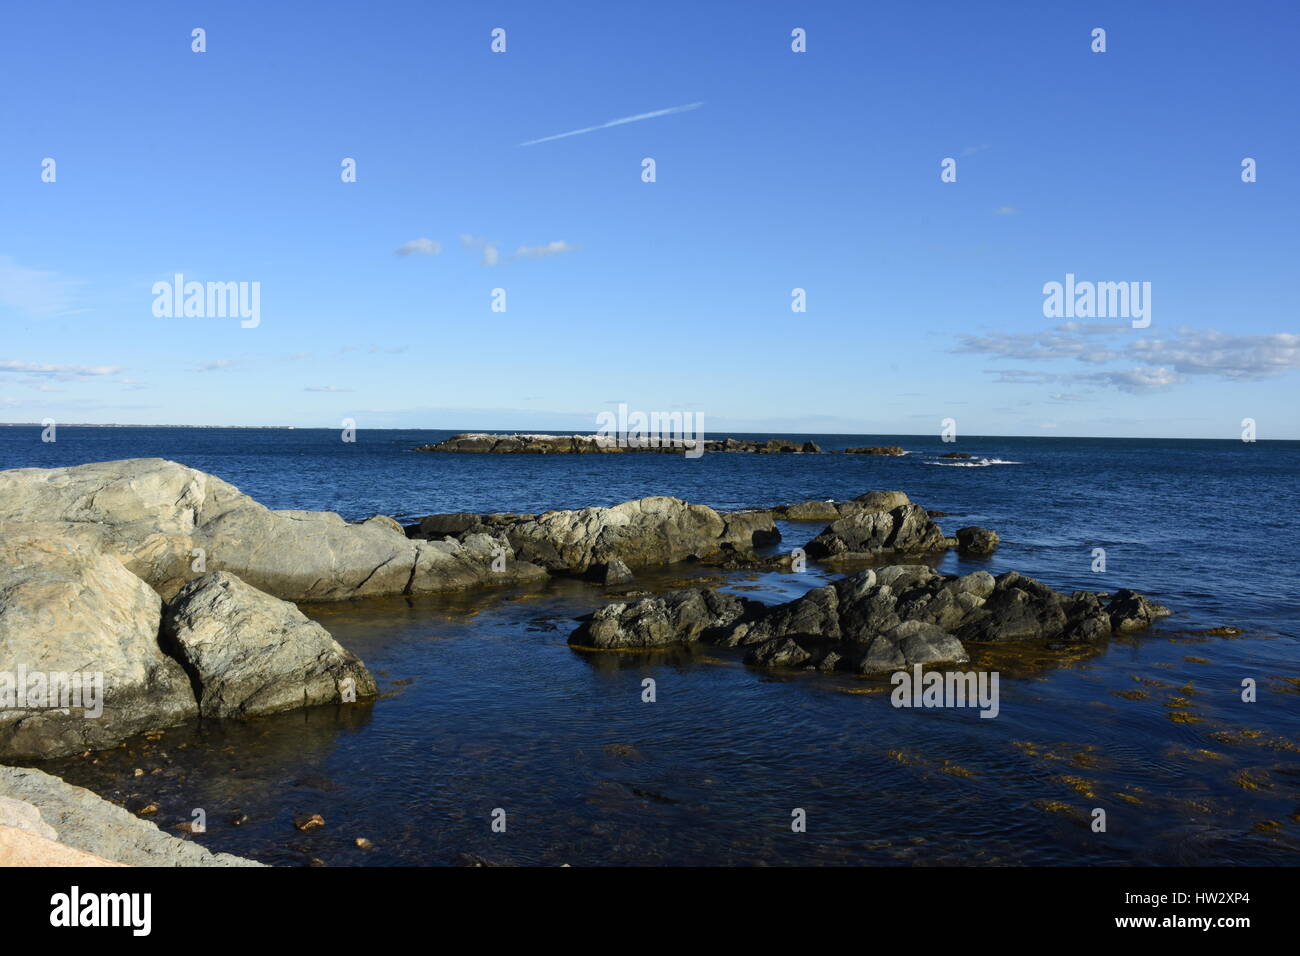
[3, 427, 1298, 865]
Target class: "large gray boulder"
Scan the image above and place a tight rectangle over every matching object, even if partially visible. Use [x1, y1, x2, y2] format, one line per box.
[772, 500, 842, 522]
[574, 589, 762, 649]
[162, 572, 378, 718]
[0, 532, 197, 760]
[0, 458, 546, 601]
[804, 503, 952, 561]
[0, 764, 260, 866]
[773, 491, 914, 523]
[417, 496, 779, 574]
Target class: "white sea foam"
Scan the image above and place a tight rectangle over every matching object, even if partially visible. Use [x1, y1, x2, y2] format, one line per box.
[924, 457, 1023, 467]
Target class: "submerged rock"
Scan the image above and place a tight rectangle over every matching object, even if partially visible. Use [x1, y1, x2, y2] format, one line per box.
[161, 572, 378, 719]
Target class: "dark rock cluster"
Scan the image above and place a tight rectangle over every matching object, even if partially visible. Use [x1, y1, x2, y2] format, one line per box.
[570, 565, 1171, 675]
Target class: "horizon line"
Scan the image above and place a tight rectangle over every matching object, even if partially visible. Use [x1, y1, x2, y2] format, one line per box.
[0, 422, 1293, 442]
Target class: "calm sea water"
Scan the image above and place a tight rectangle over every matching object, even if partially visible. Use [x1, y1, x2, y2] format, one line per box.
[3, 427, 1298, 865]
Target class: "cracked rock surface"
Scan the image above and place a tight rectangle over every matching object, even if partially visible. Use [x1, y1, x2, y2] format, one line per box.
[162, 571, 378, 719]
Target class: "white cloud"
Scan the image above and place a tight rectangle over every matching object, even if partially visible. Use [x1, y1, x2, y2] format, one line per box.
[395, 238, 441, 257]
[1130, 330, 1300, 380]
[963, 323, 1300, 392]
[512, 240, 577, 260]
[0, 360, 124, 379]
[304, 385, 352, 392]
[959, 326, 1123, 363]
[519, 102, 703, 147]
[460, 235, 500, 266]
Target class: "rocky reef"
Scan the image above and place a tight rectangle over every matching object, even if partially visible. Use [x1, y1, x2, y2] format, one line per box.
[844, 445, 906, 456]
[1, 457, 1004, 761]
[415, 433, 824, 454]
[408, 490, 993, 577]
[570, 565, 1172, 675]
[1, 459, 988, 760]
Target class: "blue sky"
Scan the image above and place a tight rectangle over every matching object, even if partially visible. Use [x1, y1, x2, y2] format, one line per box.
[1, 0, 1297, 438]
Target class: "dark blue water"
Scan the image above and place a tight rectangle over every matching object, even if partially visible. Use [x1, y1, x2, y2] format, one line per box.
[5, 427, 1299, 865]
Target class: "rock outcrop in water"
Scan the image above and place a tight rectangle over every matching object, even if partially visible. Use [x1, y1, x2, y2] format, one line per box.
[162, 572, 378, 719]
[415, 433, 825, 454]
[772, 490, 913, 523]
[844, 446, 906, 456]
[570, 565, 1171, 674]
[0, 458, 546, 601]
[0, 530, 198, 760]
[802, 495, 955, 562]
[579, 589, 765, 649]
[956, 526, 1000, 555]
[0, 459, 423, 759]
[409, 490, 971, 574]
[409, 497, 780, 574]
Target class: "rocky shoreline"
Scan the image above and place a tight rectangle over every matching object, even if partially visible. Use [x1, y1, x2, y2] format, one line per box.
[0, 456, 1174, 865]
[0, 764, 260, 866]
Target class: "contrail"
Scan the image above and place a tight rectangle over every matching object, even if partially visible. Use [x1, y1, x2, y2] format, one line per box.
[518, 101, 703, 146]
